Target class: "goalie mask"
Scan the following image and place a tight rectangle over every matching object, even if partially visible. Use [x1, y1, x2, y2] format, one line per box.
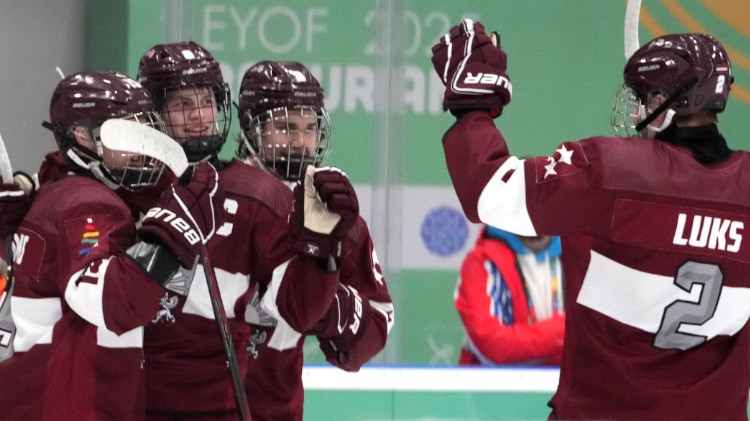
[237, 61, 331, 182]
[611, 33, 732, 137]
[47, 71, 167, 191]
[137, 41, 231, 162]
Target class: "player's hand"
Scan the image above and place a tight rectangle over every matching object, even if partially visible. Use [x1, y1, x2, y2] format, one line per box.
[431, 19, 511, 117]
[139, 161, 224, 268]
[290, 165, 359, 260]
[0, 173, 35, 237]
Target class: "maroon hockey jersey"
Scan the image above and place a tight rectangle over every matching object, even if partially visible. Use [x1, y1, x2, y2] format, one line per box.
[143, 160, 341, 417]
[0, 174, 166, 421]
[443, 111, 750, 420]
[244, 216, 394, 421]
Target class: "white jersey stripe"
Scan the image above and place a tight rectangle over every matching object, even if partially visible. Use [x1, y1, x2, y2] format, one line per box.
[182, 264, 250, 319]
[97, 326, 143, 348]
[577, 251, 750, 338]
[11, 296, 62, 351]
[65, 264, 107, 328]
[477, 157, 537, 235]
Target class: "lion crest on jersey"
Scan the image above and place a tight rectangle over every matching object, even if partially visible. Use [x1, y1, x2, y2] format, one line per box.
[152, 293, 178, 323]
[247, 329, 267, 359]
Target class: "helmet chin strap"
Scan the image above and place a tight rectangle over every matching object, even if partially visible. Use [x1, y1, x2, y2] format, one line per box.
[639, 106, 676, 138]
[66, 148, 121, 190]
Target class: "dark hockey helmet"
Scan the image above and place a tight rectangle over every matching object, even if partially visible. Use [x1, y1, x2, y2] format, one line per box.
[49, 71, 157, 138]
[137, 41, 231, 161]
[612, 33, 732, 136]
[627, 33, 732, 115]
[47, 71, 167, 191]
[237, 61, 331, 181]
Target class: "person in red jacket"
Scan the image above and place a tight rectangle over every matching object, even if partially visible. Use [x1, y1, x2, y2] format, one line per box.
[236, 60, 394, 421]
[433, 19, 749, 420]
[137, 42, 363, 420]
[455, 225, 564, 365]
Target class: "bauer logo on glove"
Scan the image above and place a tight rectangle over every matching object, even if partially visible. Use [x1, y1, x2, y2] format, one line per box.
[431, 18, 512, 117]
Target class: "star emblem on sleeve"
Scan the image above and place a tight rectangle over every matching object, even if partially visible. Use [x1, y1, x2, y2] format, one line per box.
[543, 145, 576, 179]
[556, 145, 574, 165]
[543, 157, 558, 179]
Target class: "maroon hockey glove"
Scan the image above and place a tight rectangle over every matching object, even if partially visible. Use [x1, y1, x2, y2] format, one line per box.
[290, 166, 359, 260]
[0, 174, 34, 237]
[431, 19, 511, 117]
[139, 161, 224, 268]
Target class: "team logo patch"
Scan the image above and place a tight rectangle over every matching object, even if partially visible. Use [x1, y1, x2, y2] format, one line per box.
[79, 218, 100, 255]
[64, 215, 115, 261]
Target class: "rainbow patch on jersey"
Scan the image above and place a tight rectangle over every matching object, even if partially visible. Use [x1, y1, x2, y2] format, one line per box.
[79, 218, 100, 255]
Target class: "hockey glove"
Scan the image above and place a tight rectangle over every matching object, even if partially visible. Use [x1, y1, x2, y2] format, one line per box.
[0, 173, 35, 237]
[431, 19, 511, 117]
[139, 161, 224, 268]
[291, 165, 359, 261]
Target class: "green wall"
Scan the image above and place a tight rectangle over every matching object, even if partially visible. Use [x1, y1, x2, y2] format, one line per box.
[85, 0, 750, 367]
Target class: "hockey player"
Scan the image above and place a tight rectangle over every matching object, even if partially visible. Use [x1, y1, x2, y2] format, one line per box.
[236, 60, 394, 421]
[0, 71, 220, 421]
[137, 42, 362, 420]
[432, 19, 750, 419]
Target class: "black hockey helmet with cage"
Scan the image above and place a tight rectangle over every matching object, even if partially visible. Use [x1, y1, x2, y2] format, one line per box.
[238, 61, 325, 133]
[623, 33, 733, 117]
[137, 41, 231, 161]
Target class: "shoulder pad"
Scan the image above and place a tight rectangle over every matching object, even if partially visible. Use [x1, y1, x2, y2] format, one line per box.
[219, 161, 293, 217]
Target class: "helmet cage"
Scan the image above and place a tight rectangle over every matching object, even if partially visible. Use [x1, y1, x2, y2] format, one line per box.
[244, 105, 331, 181]
[611, 84, 642, 137]
[86, 111, 168, 191]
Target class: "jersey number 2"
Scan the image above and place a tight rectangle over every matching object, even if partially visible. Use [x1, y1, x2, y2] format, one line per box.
[654, 261, 722, 351]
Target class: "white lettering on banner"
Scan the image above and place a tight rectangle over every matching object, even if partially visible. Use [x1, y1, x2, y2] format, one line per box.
[204, 5, 483, 115]
[363, 9, 479, 57]
[222, 61, 443, 115]
[672, 213, 743, 252]
[203, 5, 328, 53]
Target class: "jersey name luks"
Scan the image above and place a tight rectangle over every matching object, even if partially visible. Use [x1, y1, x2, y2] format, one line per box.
[672, 213, 743, 252]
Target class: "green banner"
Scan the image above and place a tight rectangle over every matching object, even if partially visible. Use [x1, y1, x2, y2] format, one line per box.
[87, 0, 750, 366]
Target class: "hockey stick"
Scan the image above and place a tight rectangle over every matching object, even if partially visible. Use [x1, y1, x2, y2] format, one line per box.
[99, 119, 189, 177]
[624, 0, 642, 59]
[199, 246, 251, 420]
[0, 132, 16, 360]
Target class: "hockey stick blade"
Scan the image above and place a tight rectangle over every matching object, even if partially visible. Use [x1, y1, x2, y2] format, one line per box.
[489, 31, 500, 48]
[99, 119, 189, 177]
[0, 132, 13, 182]
[200, 246, 251, 420]
[624, 0, 642, 59]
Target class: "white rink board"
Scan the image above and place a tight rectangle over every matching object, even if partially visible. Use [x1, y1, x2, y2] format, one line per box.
[302, 365, 560, 392]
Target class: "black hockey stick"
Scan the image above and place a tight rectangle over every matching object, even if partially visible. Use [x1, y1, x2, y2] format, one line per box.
[200, 245, 251, 420]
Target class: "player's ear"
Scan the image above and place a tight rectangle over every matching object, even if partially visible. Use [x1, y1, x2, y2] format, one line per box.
[72, 126, 95, 150]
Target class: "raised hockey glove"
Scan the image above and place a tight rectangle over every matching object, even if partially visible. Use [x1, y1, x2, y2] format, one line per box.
[431, 19, 511, 117]
[0, 173, 35, 237]
[291, 165, 359, 261]
[139, 161, 224, 268]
